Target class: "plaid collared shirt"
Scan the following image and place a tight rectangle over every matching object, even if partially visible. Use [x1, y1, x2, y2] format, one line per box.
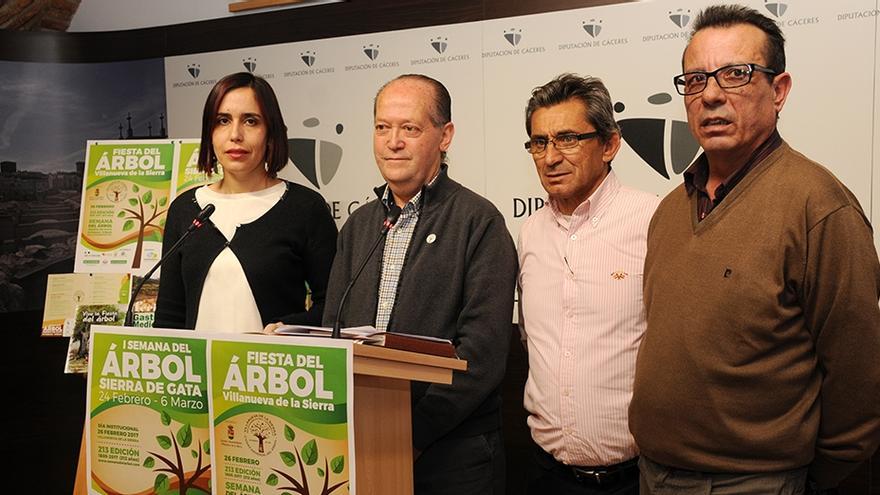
[375, 173, 439, 331]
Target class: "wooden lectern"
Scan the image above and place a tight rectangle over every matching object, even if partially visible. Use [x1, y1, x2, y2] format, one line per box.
[74, 344, 466, 495]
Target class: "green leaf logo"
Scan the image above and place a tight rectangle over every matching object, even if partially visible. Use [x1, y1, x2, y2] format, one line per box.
[143, 456, 155, 468]
[117, 211, 125, 218]
[266, 473, 279, 486]
[122, 219, 134, 232]
[317, 467, 325, 478]
[142, 190, 153, 204]
[154, 473, 169, 492]
[128, 198, 138, 206]
[302, 439, 318, 465]
[280, 451, 296, 467]
[284, 424, 295, 442]
[203, 440, 211, 454]
[177, 423, 193, 448]
[132, 184, 140, 193]
[160, 410, 171, 426]
[159, 197, 168, 207]
[156, 435, 172, 449]
[191, 449, 198, 458]
[330, 455, 344, 474]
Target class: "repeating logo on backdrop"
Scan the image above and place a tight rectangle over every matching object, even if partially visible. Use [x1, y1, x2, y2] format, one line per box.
[363, 44, 380, 61]
[669, 8, 692, 28]
[288, 117, 345, 189]
[582, 19, 602, 38]
[173, 63, 216, 87]
[643, 8, 692, 43]
[346, 41, 400, 71]
[503, 28, 523, 47]
[242, 57, 257, 73]
[765, 0, 788, 17]
[301, 51, 316, 67]
[431, 37, 448, 54]
[559, 18, 628, 50]
[412, 36, 470, 65]
[616, 92, 701, 179]
[761, 1, 819, 27]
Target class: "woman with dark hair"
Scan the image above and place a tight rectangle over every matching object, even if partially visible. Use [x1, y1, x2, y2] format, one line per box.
[154, 72, 337, 332]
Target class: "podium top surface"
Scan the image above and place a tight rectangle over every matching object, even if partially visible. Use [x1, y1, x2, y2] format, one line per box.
[352, 343, 467, 385]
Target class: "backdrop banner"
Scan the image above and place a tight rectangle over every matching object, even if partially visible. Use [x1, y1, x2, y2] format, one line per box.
[164, 0, 880, 245]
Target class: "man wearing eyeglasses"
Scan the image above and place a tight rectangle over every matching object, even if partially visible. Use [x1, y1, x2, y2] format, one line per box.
[518, 73, 659, 495]
[630, 5, 880, 494]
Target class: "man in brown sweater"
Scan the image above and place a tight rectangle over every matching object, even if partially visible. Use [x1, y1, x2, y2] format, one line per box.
[629, 4, 880, 494]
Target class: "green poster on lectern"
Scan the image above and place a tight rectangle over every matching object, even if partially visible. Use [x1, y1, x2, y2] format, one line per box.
[86, 326, 211, 494]
[210, 335, 355, 495]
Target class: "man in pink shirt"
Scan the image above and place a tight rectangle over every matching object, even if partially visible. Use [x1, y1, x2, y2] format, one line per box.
[518, 73, 659, 494]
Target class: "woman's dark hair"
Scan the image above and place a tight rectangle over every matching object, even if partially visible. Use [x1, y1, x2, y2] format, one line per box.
[198, 72, 289, 177]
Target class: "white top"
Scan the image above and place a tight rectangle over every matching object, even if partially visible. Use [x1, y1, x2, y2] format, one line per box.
[193, 182, 286, 333]
[517, 171, 660, 466]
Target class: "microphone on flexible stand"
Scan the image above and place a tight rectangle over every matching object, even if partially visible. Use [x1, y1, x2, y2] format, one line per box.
[331, 203, 403, 339]
[124, 204, 215, 327]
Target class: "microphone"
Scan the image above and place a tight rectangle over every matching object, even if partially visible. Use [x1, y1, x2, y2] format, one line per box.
[187, 203, 215, 232]
[331, 203, 402, 339]
[124, 204, 215, 327]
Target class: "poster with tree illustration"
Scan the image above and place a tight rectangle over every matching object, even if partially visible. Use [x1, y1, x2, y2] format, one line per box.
[87, 326, 210, 495]
[75, 140, 175, 276]
[211, 335, 355, 495]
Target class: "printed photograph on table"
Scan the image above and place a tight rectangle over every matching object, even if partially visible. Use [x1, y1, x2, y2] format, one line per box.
[86, 326, 211, 494]
[65, 303, 126, 374]
[129, 275, 160, 328]
[210, 335, 355, 495]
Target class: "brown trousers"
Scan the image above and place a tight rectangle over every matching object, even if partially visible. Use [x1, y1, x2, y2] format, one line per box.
[639, 456, 807, 495]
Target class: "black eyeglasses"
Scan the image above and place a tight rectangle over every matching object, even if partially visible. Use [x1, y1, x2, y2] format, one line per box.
[673, 63, 778, 96]
[524, 131, 599, 155]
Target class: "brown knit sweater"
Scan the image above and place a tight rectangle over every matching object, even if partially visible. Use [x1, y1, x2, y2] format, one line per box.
[629, 142, 880, 489]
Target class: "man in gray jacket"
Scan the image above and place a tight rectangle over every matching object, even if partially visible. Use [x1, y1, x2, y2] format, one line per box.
[323, 74, 517, 495]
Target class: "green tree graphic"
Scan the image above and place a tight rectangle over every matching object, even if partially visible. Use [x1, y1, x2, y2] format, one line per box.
[116, 184, 167, 269]
[143, 410, 211, 495]
[267, 424, 347, 495]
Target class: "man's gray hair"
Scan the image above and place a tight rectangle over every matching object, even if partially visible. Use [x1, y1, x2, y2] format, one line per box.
[525, 73, 620, 143]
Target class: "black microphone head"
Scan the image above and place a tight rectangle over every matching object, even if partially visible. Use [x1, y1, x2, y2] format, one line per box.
[198, 203, 216, 222]
[382, 204, 402, 233]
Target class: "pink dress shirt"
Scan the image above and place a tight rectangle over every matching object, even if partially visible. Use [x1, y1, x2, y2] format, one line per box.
[517, 171, 659, 466]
